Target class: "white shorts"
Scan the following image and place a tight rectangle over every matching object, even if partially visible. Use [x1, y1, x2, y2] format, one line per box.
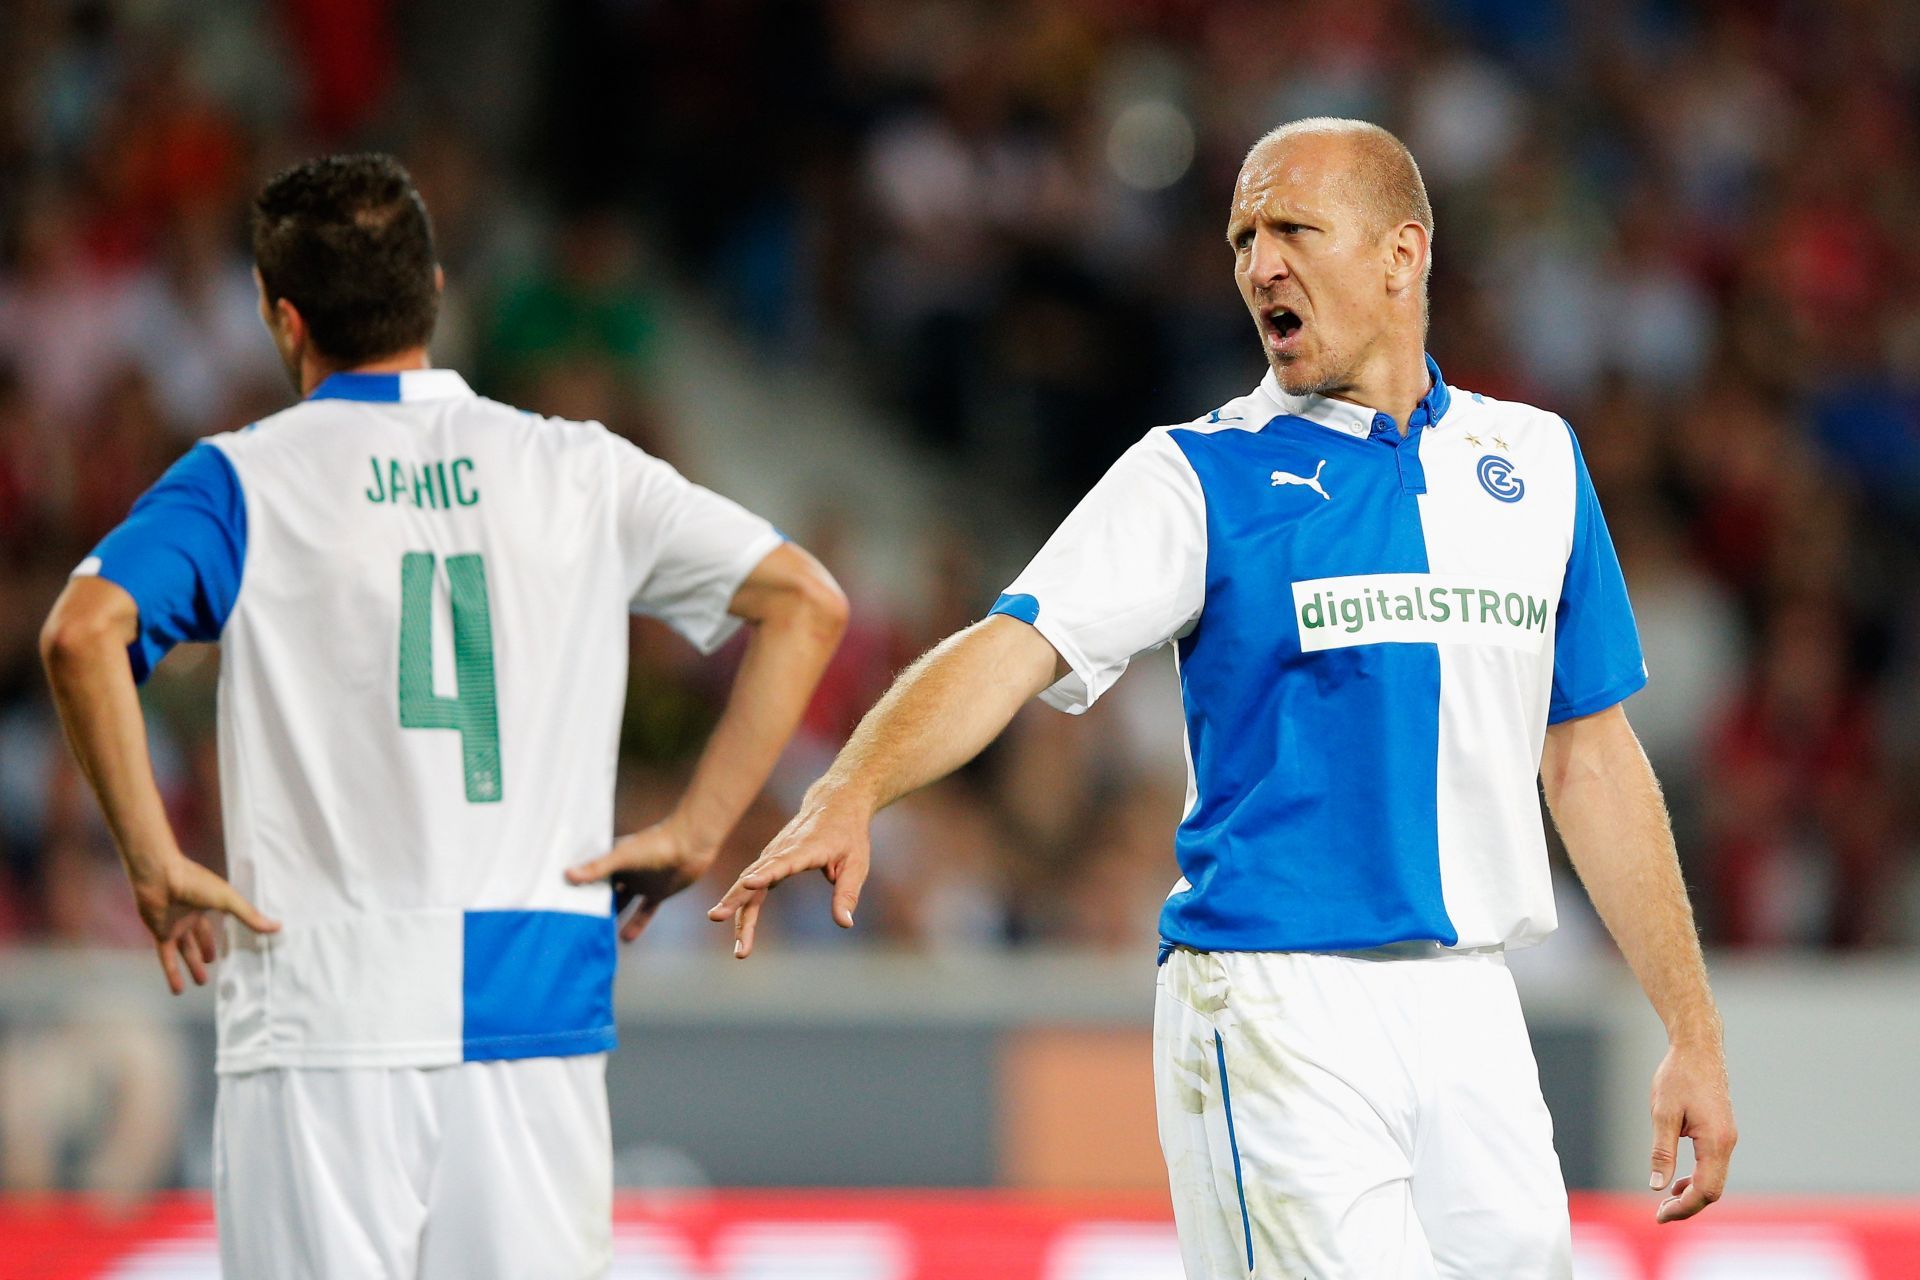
[214, 1054, 612, 1279]
[1154, 946, 1571, 1280]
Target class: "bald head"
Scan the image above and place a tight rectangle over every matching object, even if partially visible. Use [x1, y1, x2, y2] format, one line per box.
[1228, 117, 1436, 398]
[1246, 118, 1433, 246]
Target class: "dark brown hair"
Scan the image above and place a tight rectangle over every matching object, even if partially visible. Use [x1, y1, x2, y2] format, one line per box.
[251, 153, 439, 365]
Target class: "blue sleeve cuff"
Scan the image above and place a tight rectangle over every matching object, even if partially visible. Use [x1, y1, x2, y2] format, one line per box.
[1547, 666, 1648, 724]
[988, 592, 1041, 625]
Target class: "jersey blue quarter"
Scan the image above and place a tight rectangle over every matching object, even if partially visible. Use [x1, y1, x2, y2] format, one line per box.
[1165, 397, 1452, 951]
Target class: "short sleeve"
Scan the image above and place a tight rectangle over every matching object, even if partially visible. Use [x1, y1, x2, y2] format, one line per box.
[610, 434, 783, 653]
[77, 442, 249, 684]
[989, 430, 1207, 713]
[1549, 422, 1647, 722]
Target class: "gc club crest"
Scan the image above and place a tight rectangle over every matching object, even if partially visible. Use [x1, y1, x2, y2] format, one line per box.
[1476, 454, 1525, 503]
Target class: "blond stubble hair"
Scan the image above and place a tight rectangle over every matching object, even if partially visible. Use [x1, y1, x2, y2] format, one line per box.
[1247, 117, 1434, 294]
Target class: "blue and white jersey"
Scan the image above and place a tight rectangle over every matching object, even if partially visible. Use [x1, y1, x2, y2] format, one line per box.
[991, 358, 1644, 953]
[80, 369, 781, 1071]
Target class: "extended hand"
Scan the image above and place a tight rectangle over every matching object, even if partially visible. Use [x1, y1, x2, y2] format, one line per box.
[567, 819, 718, 943]
[1648, 1041, 1737, 1222]
[131, 855, 280, 995]
[707, 789, 871, 958]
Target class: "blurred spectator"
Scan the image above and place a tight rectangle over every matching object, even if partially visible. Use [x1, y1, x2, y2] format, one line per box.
[0, 185, 136, 424]
[0, 366, 57, 562]
[1706, 599, 1895, 948]
[66, 365, 176, 548]
[484, 211, 663, 402]
[1612, 501, 1743, 790]
[119, 205, 282, 436]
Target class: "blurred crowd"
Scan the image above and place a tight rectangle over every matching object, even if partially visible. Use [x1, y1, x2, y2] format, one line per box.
[0, 0, 1916, 1047]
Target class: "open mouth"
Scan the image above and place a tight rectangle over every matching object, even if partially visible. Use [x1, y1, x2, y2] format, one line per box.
[1264, 306, 1304, 353]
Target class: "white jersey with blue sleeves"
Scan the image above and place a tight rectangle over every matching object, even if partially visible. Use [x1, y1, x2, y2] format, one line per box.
[80, 369, 782, 1072]
[991, 358, 1645, 953]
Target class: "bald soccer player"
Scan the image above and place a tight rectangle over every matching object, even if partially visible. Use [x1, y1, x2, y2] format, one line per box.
[709, 119, 1736, 1278]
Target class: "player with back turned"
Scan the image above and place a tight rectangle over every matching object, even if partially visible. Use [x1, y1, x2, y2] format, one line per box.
[40, 154, 847, 1278]
[712, 118, 1737, 1278]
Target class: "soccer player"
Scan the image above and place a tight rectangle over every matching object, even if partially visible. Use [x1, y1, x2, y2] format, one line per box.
[40, 154, 847, 1278]
[711, 118, 1736, 1277]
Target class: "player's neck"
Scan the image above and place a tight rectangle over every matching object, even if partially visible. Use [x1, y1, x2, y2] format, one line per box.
[1322, 342, 1430, 437]
[299, 347, 433, 398]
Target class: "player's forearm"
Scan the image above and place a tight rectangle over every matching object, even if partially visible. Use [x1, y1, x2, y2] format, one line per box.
[1542, 709, 1722, 1050]
[814, 616, 1061, 815]
[671, 588, 846, 850]
[40, 599, 182, 885]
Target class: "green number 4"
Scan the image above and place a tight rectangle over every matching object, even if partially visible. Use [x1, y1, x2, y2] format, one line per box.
[398, 552, 502, 803]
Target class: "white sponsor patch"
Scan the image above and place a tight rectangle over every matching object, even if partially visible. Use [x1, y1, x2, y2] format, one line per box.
[1291, 573, 1555, 653]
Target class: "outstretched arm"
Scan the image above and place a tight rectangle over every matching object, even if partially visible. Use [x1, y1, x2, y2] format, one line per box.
[41, 576, 279, 993]
[1541, 703, 1736, 1223]
[708, 614, 1064, 955]
[567, 542, 848, 939]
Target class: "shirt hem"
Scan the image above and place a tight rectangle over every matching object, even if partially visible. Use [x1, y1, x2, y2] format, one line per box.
[1547, 668, 1649, 723]
[1156, 920, 1474, 954]
[215, 1024, 620, 1074]
[216, 1042, 464, 1074]
[463, 1024, 618, 1062]
[678, 527, 786, 655]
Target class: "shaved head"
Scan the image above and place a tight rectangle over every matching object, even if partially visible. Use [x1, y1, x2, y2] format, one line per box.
[1247, 118, 1433, 247]
[1228, 117, 1436, 400]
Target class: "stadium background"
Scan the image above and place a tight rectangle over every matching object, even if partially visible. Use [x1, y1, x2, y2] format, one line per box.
[1, 0, 1917, 1275]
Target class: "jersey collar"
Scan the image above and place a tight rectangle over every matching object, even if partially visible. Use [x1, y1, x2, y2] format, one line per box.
[1257, 354, 1452, 438]
[307, 369, 475, 403]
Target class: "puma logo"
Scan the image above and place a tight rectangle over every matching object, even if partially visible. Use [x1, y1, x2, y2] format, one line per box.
[1270, 460, 1330, 500]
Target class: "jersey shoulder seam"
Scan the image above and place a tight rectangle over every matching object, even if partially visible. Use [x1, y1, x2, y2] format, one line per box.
[1169, 402, 1267, 437]
[1446, 387, 1566, 435]
[176, 436, 253, 643]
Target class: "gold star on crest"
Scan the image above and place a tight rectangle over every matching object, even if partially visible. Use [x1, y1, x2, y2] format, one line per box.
[1464, 432, 1483, 446]
[1493, 434, 1511, 452]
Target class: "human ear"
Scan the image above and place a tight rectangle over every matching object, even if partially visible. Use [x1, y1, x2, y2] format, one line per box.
[264, 295, 308, 367]
[1385, 221, 1429, 296]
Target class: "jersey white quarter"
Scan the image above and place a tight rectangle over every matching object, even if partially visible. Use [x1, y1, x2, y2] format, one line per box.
[81, 370, 782, 1071]
[991, 357, 1645, 954]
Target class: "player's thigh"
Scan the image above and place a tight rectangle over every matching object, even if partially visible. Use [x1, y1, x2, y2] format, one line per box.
[1158, 950, 1438, 1280]
[1155, 956, 1252, 1279]
[215, 1068, 427, 1280]
[417, 1053, 613, 1280]
[1410, 958, 1571, 1280]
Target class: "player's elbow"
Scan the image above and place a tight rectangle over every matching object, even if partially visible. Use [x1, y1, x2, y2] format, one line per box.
[40, 610, 114, 680]
[793, 566, 850, 645]
[750, 556, 849, 648]
[732, 544, 849, 645]
[39, 584, 135, 682]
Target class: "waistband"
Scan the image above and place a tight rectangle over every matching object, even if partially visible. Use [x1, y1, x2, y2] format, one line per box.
[1157, 938, 1505, 967]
